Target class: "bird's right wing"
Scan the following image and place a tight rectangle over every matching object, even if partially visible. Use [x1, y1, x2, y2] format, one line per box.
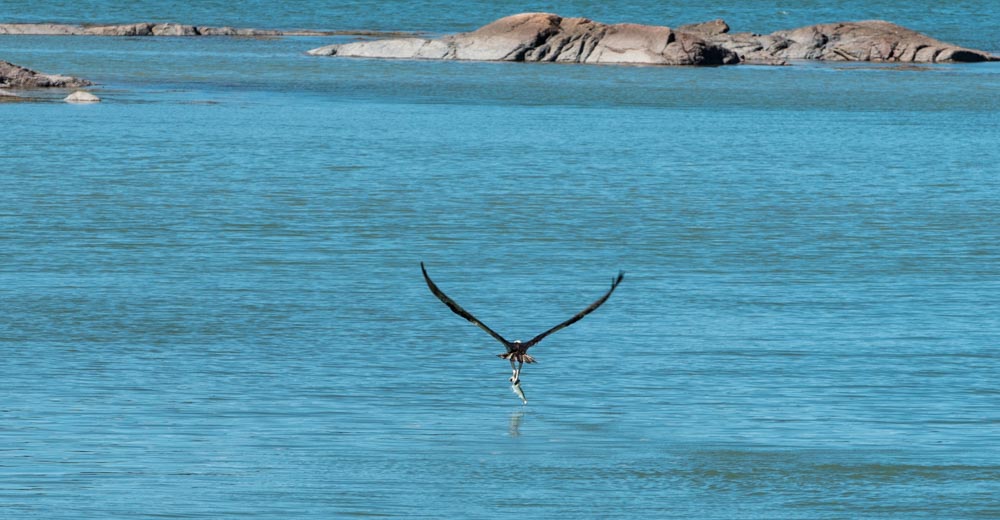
[522, 271, 624, 349]
[421, 262, 512, 348]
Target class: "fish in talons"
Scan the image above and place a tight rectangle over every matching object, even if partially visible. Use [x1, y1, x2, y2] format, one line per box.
[511, 379, 528, 404]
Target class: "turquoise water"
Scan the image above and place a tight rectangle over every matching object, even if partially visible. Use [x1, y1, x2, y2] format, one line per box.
[3, 2, 1000, 518]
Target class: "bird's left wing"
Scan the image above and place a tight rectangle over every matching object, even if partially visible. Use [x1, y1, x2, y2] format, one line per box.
[523, 271, 624, 349]
[421, 262, 512, 348]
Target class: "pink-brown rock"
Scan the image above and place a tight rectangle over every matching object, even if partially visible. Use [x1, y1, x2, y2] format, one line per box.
[309, 13, 998, 66]
[710, 20, 998, 63]
[310, 13, 740, 66]
[786, 21, 994, 62]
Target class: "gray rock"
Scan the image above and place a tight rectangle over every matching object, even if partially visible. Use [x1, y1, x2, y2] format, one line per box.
[311, 38, 451, 59]
[0, 60, 92, 88]
[197, 26, 281, 36]
[0, 23, 81, 35]
[83, 23, 155, 36]
[151, 23, 200, 36]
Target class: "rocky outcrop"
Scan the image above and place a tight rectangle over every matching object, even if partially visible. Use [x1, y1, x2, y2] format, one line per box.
[707, 20, 998, 64]
[0, 60, 91, 88]
[0, 22, 415, 38]
[308, 13, 998, 66]
[309, 13, 740, 66]
[777, 21, 993, 62]
[80, 23, 279, 36]
[0, 23, 80, 35]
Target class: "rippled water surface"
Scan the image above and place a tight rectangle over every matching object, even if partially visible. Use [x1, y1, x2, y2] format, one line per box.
[3, 1, 1000, 518]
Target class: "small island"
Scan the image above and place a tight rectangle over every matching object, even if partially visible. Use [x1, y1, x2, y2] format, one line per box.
[308, 12, 999, 66]
[0, 22, 415, 38]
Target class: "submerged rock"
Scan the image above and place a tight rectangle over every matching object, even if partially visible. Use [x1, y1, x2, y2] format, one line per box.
[64, 90, 101, 103]
[309, 13, 998, 66]
[0, 60, 91, 88]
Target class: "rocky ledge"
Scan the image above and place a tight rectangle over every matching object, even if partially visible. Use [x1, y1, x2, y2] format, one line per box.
[309, 13, 739, 65]
[701, 19, 998, 63]
[308, 12, 998, 66]
[0, 22, 414, 38]
[1, 60, 91, 88]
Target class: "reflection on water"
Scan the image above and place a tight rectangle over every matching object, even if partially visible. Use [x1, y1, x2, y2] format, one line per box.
[509, 410, 524, 437]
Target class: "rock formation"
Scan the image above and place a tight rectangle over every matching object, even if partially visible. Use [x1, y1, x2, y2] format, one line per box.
[0, 22, 413, 38]
[0, 60, 91, 88]
[698, 20, 999, 64]
[760, 20, 995, 62]
[309, 13, 739, 65]
[308, 13, 998, 66]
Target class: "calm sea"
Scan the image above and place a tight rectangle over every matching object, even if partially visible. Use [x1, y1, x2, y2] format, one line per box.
[2, 1, 999, 518]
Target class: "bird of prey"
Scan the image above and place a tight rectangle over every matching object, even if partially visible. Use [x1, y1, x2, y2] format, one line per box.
[420, 262, 624, 401]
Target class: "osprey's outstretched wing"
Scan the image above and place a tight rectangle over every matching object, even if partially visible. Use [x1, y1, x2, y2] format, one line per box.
[523, 271, 624, 349]
[421, 262, 512, 348]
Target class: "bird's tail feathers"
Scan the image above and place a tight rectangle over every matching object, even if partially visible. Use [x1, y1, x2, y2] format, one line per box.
[497, 352, 537, 364]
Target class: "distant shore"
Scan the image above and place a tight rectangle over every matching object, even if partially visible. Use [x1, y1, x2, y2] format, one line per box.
[1, 22, 419, 88]
[0, 22, 420, 38]
[3, 14, 998, 91]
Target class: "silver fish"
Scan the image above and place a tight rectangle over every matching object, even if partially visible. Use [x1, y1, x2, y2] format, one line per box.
[511, 381, 527, 404]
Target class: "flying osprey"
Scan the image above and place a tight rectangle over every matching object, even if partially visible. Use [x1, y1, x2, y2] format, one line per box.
[420, 262, 624, 401]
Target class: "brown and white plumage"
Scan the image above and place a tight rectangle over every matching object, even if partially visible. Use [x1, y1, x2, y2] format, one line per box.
[420, 262, 624, 389]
